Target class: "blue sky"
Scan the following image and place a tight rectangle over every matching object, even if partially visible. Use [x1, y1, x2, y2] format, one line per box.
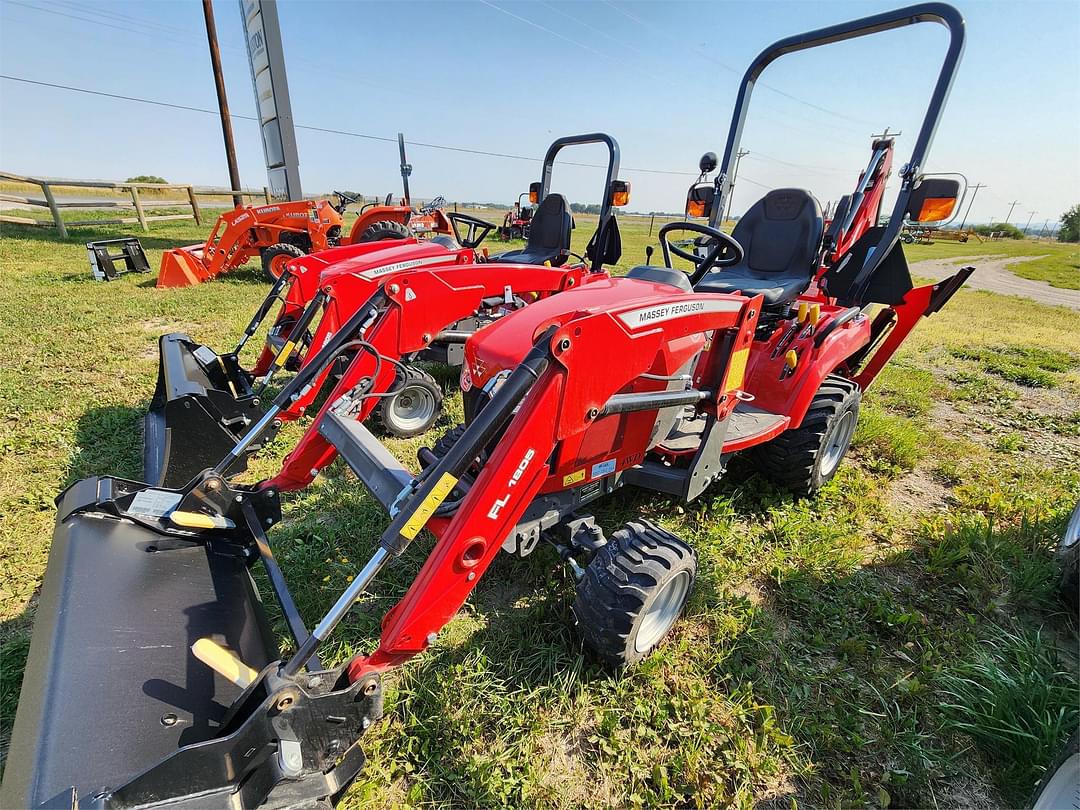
[1, 0, 1077, 227]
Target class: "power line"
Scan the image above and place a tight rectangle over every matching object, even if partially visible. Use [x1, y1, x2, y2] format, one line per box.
[0, 74, 719, 180]
[599, 0, 879, 127]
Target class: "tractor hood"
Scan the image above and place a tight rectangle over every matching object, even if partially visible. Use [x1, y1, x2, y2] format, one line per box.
[463, 275, 703, 391]
[304, 239, 471, 287]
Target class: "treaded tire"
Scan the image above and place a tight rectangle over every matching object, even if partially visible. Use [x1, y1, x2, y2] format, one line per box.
[1028, 732, 1078, 809]
[1057, 502, 1080, 611]
[573, 519, 697, 667]
[751, 373, 861, 497]
[260, 242, 305, 283]
[360, 220, 412, 242]
[377, 366, 443, 437]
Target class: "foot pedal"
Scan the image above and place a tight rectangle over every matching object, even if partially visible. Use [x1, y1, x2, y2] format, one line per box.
[87, 237, 151, 281]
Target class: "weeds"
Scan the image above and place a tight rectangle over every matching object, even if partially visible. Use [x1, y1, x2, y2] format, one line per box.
[937, 625, 1079, 806]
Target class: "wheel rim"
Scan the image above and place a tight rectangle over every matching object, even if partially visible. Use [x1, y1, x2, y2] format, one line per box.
[820, 409, 856, 476]
[635, 570, 691, 653]
[269, 254, 290, 279]
[388, 384, 436, 432]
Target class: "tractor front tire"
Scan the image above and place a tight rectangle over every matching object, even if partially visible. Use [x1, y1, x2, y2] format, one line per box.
[752, 374, 861, 497]
[360, 220, 412, 242]
[377, 366, 443, 437]
[260, 242, 306, 283]
[573, 520, 696, 667]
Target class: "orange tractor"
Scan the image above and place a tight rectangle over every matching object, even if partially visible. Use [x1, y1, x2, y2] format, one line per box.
[157, 192, 452, 287]
[158, 134, 452, 287]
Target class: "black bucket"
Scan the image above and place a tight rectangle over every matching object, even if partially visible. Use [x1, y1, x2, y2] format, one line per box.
[1, 476, 383, 808]
[1, 491, 276, 807]
[144, 333, 275, 488]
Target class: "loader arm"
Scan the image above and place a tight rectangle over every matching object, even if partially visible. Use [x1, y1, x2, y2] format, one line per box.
[266, 264, 594, 490]
[338, 287, 757, 680]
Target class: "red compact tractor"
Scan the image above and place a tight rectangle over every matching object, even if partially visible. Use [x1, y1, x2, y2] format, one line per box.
[145, 134, 629, 487]
[498, 191, 535, 239]
[2, 6, 975, 809]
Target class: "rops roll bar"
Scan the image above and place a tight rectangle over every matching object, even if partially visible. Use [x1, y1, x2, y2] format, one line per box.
[537, 132, 622, 273]
[707, 3, 966, 304]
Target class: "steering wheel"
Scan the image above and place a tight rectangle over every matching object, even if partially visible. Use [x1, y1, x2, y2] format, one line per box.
[420, 195, 447, 214]
[332, 190, 361, 212]
[657, 221, 744, 281]
[447, 211, 497, 249]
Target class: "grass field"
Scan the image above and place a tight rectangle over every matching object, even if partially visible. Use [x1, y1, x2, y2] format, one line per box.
[0, 210, 1077, 808]
[903, 237, 1080, 291]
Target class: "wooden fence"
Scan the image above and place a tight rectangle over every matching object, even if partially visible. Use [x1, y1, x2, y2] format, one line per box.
[0, 171, 273, 238]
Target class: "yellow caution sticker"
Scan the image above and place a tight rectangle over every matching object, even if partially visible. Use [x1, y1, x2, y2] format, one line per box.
[274, 339, 297, 367]
[726, 346, 750, 391]
[562, 469, 586, 486]
[400, 472, 458, 540]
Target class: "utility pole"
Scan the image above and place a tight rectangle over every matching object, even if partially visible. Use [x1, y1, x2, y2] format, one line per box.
[1024, 210, 1036, 235]
[1039, 218, 1049, 238]
[1004, 199, 1020, 226]
[958, 182, 985, 230]
[724, 149, 750, 224]
[203, 0, 242, 207]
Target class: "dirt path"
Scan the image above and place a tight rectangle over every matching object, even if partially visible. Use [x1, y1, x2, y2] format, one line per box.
[909, 254, 1079, 311]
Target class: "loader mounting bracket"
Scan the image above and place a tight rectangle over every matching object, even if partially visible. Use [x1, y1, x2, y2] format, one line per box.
[56, 473, 282, 545]
[89, 670, 383, 809]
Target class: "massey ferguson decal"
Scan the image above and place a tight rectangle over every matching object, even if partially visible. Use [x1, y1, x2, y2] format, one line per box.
[360, 254, 449, 280]
[487, 448, 536, 520]
[617, 298, 742, 328]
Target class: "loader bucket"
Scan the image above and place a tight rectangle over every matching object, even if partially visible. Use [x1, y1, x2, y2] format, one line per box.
[157, 244, 212, 288]
[144, 333, 275, 487]
[1, 484, 276, 808]
[1, 476, 383, 808]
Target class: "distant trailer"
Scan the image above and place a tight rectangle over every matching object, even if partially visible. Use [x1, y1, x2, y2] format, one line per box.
[900, 225, 975, 245]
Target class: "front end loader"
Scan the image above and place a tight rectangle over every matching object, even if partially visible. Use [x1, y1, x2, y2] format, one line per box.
[145, 133, 630, 488]
[3, 6, 975, 809]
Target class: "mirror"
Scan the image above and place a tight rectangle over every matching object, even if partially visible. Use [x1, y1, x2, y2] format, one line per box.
[905, 175, 964, 225]
[685, 182, 715, 218]
[609, 179, 631, 207]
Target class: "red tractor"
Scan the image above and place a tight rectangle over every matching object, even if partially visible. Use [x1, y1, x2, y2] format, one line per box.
[498, 192, 535, 240]
[145, 134, 629, 487]
[3, 6, 975, 809]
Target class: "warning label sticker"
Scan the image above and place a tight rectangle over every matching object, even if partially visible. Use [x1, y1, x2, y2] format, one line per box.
[129, 489, 182, 518]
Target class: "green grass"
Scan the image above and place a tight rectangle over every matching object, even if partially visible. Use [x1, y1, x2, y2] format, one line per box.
[0, 213, 1077, 807]
[1010, 249, 1080, 290]
[904, 236, 1080, 290]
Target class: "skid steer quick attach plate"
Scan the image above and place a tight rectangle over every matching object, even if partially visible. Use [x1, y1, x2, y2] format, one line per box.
[2, 509, 275, 807]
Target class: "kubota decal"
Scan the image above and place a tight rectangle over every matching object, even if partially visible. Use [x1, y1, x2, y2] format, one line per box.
[617, 298, 742, 328]
[487, 448, 535, 520]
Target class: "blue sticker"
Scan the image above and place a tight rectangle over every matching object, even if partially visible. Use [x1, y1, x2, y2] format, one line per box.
[590, 459, 616, 479]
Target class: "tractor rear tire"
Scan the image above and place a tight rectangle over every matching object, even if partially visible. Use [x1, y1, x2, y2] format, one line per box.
[377, 366, 443, 437]
[360, 220, 412, 242]
[261, 242, 305, 283]
[573, 520, 696, 667]
[751, 374, 861, 497]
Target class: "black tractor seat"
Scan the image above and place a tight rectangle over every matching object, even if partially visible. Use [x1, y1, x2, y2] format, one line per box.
[490, 193, 573, 266]
[694, 188, 824, 307]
